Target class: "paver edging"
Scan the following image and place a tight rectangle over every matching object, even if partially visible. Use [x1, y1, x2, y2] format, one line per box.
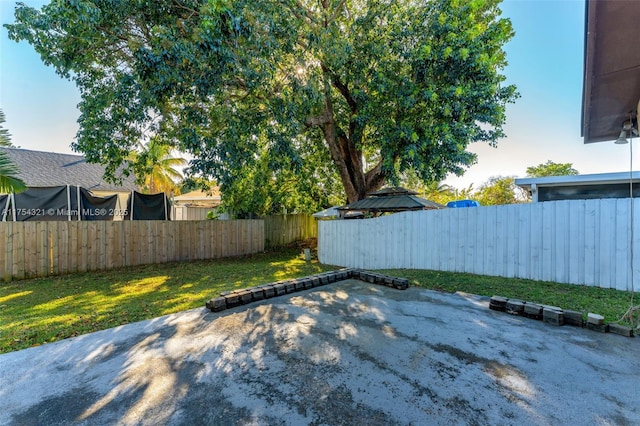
[489, 295, 634, 338]
[205, 268, 410, 313]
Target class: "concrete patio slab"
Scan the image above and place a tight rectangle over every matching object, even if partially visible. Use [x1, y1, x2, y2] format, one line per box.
[1, 279, 638, 425]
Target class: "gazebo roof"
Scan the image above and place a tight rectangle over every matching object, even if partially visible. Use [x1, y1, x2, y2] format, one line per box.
[337, 187, 444, 213]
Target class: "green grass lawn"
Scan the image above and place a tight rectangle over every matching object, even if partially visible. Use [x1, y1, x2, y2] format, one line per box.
[1, 248, 636, 354]
[0, 248, 336, 354]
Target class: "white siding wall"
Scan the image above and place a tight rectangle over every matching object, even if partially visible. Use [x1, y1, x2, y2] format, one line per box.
[319, 198, 639, 291]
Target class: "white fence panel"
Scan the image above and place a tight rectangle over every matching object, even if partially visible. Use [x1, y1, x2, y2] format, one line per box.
[318, 198, 640, 291]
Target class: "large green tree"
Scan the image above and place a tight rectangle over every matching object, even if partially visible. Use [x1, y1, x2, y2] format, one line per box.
[526, 160, 579, 178]
[474, 176, 527, 206]
[6, 0, 517, 204]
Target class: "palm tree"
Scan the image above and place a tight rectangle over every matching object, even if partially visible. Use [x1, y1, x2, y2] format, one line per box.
[421, 181, 456, 205]
[0, 109, 14, 148]
[0, 152, 26, 193]
[0, 110, 25, 193]
[134, 139, 187, 195]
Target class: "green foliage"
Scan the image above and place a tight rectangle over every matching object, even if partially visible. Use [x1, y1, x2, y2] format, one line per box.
[526, 160, 579, 177]
[0, 110, 26, 193]
[219, 133, 342, 216]
[0, 153, 27, 194]
[180, 176, 216, 194]
[0, 110, 14, 148]
[6, 0, 518, 209]
[474, 176, 526, 205]
[130, 139, 187, 194]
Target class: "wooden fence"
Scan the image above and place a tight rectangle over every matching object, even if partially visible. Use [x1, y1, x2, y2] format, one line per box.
[319, 198, 639, 291]
[264, 214, 317, 248]
[0, 220, 264, 281]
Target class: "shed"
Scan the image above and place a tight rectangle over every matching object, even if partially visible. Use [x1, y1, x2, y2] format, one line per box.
[172, 189, 224, 220]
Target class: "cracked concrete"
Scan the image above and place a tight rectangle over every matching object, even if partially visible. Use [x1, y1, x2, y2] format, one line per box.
[1, 279, 638, 425]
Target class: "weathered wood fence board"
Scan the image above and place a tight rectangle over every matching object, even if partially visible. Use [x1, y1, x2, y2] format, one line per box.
[319, 198, 640, 291]
[0, 220, 264, 281]
[264, 214, 317, 248]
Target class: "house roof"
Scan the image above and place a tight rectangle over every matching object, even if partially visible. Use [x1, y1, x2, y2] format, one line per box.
[515, 171, 640, 190]
[1, 147, 137, 192]
[582, 0, 640, 143]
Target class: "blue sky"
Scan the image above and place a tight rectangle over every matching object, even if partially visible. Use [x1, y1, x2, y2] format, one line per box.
[0, 0, 633, 189]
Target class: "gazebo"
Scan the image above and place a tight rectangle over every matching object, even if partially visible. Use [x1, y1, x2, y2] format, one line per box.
[336, 187, 445, 218]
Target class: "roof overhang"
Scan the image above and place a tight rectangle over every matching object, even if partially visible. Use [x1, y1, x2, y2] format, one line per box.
[582, 0, 640, 144]
[515, 171, 640, 190]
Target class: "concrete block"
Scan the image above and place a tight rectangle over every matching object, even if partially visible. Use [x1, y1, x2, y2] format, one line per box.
[505, 299, 525, 315]
[489, 296, 508, 312]
[224, 293, 241, 308]
[342, 268, 355, 278]
[207, 297, 227, 312]
[310, 276, 321, 287]
[608, 323, 634, 337]
[586, 322, 608, 333]
[383, 276, 394, 286]
[326, 273, 337, 283]
[541, 305, 563, 312]
[374, 274, 386, 285]
[251, 287, 265, 301]
[366, 274, 376, 284]
[303, 278, 314, 289]
[286, 280, 304, 293]
[319, 275, 330, 285]
[274, 283, 287, 296]
[392, 278, 409, 290]
[523, 303, 543, 319]
[563, 310, 584, 327]
[587, 313, 605, 325]
[239, 290, 253, 305]
[294, 279, 305, 291]
[543, 308, 564, 326]
[262, 285, 275, 299]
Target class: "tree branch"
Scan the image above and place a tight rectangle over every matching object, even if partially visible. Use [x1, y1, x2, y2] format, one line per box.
[328, 0, 348, 25]
[304, 111, 332, 127]
[321, 63, 356, 113]
[364, 158, 386, 193]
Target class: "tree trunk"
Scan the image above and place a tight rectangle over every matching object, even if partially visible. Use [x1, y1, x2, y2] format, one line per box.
[305, 69, 387, 203]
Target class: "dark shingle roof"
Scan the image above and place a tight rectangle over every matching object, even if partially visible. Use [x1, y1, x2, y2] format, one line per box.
[0, 147, 137, 192]
[338, 194, 444, 212]
[338, 187, 445, 213]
